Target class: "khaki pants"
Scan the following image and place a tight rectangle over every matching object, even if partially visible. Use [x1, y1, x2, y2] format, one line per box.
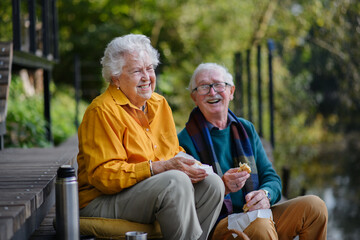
[80, 170, 225, 240]
[212, 195, 328, 240]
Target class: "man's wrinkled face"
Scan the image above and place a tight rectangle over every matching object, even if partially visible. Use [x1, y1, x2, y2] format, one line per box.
[191, 69, 235, 119]
[113, 51, 156, 108]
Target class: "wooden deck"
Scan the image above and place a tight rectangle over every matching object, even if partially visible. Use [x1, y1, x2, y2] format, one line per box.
[29, 206, 56, 240]
[0, 136, 78, 240]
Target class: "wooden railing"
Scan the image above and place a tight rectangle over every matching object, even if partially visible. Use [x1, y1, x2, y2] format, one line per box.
[11, 0, 60, 143]
[0, 43, 13, 150]
[233, 40, 276, 148]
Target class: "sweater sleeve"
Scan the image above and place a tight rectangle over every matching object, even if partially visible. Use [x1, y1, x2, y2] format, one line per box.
[239, 118, 282, 205]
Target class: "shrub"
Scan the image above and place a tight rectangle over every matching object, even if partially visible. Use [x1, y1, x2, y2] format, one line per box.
[4, 75, 87, 148]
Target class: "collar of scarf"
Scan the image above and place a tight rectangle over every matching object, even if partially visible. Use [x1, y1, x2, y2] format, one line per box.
[185, 107, 259, 214]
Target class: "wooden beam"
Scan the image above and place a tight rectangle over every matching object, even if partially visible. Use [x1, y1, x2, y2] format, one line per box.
[12, 51, 55, 70]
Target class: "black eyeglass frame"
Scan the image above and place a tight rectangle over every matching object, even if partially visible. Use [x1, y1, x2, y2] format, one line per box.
[192, 82, 231, 95]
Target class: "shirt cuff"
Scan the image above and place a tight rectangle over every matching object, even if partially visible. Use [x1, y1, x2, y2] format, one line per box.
[135, 161, 151, 181]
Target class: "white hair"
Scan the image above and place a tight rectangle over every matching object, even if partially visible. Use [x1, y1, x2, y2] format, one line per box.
[101, 34, 160, 82]
[188, 63, 234, 91]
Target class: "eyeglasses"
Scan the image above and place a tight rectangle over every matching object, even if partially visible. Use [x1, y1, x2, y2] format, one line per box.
[192, 82, 231, 95]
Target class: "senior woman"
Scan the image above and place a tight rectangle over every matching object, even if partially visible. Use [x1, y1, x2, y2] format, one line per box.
[76, 34, 225, 240]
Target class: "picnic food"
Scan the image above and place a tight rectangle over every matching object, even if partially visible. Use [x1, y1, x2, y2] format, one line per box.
[243, 203, 250, 213]
[238, 162, 251, 173]
[194, 160, 203, 166]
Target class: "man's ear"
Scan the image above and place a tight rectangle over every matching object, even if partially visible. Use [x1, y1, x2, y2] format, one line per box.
[191, 92, 197, 103]
[229, 85, 235, 101]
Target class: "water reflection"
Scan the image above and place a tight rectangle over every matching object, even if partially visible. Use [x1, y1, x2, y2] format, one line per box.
[306, 133, 360, 240]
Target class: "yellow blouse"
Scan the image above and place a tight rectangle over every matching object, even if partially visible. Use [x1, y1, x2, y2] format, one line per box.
[77, 84, 183, 208]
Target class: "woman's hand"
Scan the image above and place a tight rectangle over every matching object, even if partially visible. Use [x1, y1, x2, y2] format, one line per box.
[244, 190, 270, 211]
[222, 168, 250, 195]
[152, 156, 207, 183]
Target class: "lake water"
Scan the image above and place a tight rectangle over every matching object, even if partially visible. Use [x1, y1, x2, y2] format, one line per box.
[306, 133, 360, 239]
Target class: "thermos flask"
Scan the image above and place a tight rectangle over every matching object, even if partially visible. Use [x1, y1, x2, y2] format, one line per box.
[125, 231, 148, 240]
[56, 165, 80, 240]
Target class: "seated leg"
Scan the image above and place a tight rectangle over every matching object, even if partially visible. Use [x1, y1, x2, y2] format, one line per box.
[80, 170, 206, 240]
[244, 218, 278, 240]
[194, 173, 225, 240]
[272, 195, 328, 240]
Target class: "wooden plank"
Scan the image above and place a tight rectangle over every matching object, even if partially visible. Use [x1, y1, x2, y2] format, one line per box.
[0, 56, 11, 70]
[0, 43, 12, 56]
[0, 218, 13, 240]
[12, 51, 55, 71]
[0, 181, 50, 187]
[0, 199, 34, 220]
[29, 206, 56, 240]
[0, 136, 78, 240]
[0, 170, 57, 177]
[0, 206, 25, 235]
[11, 188, 55, 240]
[0, 202, 30, 235]
[0, 71, 9, 84]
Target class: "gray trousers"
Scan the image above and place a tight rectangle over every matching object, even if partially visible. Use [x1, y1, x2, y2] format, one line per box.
[80, 170, 225, 240]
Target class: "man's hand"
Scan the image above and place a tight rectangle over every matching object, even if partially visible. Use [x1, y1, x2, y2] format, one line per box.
[152, 156, 207, 183]
[244, 190, 270, 212]
[222, 168, 250, 195]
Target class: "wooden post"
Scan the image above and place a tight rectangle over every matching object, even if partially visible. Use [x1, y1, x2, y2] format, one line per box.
[74, 55, 81, 129]
[28, 0, 37, 54]
[42, 0, 52, 142]
[234, 52, 243, 117]
[246, 49, 252, 122]
[43, 69, 53, 143]
[12, 0, 21, 51]
[282, 166, 290, 198]
[51, 0, 59, 60]
[267, 39, 275, 148]
[257, 45, 263, 137]
[42, 0, 50, 57]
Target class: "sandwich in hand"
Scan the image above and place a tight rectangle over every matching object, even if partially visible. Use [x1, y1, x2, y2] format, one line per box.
[238, 162, 251, 173]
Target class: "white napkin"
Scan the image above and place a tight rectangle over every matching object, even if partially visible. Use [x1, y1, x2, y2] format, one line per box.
[228, 209, 273, 237]
[176, 152, 215, 174]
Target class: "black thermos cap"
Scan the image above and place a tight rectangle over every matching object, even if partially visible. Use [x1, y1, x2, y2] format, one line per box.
[57, 165, 76, 178]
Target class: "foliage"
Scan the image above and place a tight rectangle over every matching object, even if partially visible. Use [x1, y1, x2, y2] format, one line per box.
[5, 76, 51, 148]
[50, 84, 88, 146]
[0, 1, 12, 41]
[269, 0, 360, 131]
[4, 75, 88, 148]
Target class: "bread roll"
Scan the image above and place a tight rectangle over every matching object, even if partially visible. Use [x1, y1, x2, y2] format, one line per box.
[238, 163, 251, 173]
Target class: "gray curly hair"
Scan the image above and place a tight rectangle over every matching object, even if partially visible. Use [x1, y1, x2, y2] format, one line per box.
[101, 34, 160, 82]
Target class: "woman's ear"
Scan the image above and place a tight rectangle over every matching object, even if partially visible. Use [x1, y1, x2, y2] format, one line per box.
[111, 76, 119, 87]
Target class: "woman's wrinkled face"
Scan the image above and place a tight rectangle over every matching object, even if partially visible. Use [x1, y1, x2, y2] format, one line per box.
[113, 51, 156, 108]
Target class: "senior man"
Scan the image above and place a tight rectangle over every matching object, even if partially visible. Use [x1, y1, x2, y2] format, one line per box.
[77, 35, 224, 240]
[178, 63, 328, 239]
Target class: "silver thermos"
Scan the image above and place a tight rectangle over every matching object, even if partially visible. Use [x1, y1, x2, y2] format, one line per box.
[56, 165, 80, 240]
